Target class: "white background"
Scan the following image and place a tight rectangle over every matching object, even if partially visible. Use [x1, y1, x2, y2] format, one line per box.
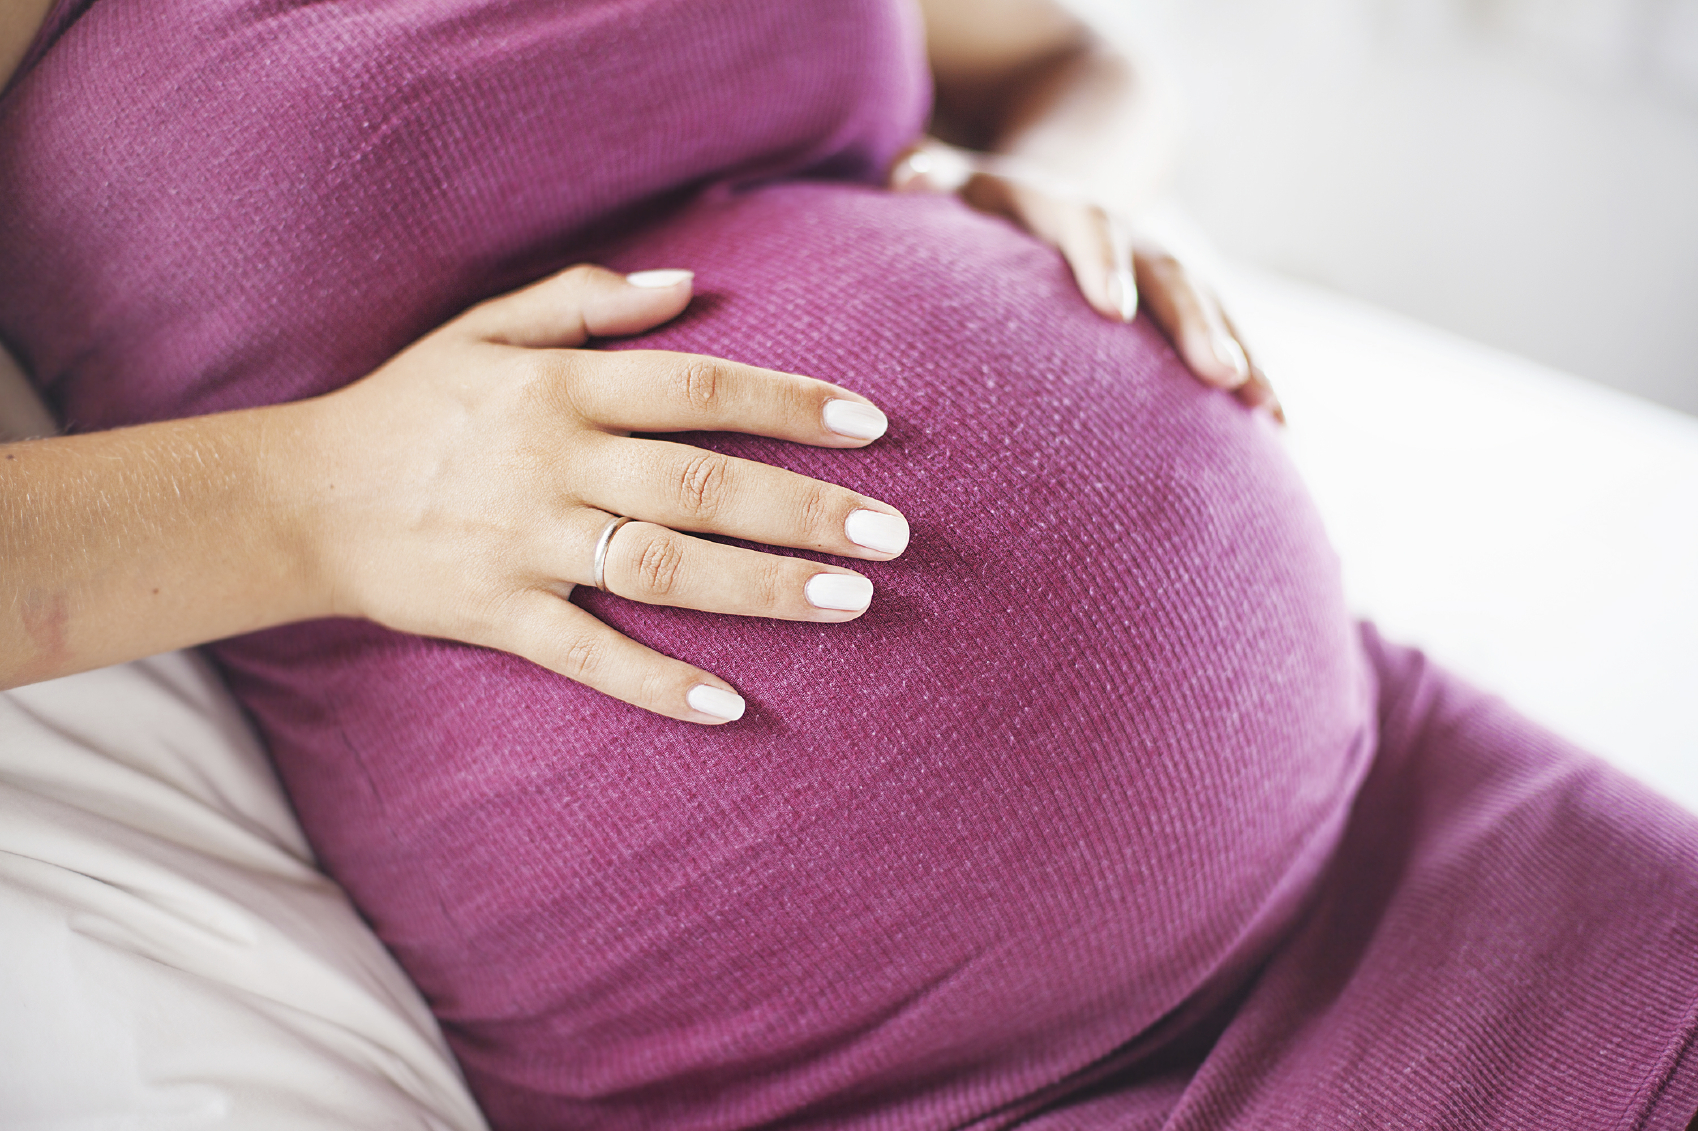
[1079, 0, 1698, 416]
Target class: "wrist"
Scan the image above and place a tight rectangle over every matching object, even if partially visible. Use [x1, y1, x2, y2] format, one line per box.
[254, 395, 354, 625]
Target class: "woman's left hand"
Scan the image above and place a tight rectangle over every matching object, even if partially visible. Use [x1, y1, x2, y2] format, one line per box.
[890, 138, 1280, 419]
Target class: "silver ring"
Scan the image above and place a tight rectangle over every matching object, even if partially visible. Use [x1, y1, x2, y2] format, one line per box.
[591, 515, 635, 593]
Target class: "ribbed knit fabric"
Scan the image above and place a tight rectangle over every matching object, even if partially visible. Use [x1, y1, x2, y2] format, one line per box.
[3, 2, 1695, 1128]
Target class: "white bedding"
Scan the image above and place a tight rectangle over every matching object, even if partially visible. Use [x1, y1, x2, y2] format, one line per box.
[0, 652, 488, 1129]
[1220, 265, 1698, 813]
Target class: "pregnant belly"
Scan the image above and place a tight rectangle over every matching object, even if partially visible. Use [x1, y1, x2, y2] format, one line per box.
[214, 183, 1376, 1129]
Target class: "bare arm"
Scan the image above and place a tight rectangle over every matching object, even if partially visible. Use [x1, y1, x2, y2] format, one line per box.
[2, 2, 343, 688]
[918, 0, 1180, 216]
[0, 0, 57, 91]
[0, 379, 327, 688]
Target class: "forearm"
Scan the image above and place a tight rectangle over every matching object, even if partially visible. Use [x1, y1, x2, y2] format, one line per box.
[0, 0, 57, 91]
[921, 0, 1181, 216]
[1, 403, 328, 688]
[987, 40, 1181, 217]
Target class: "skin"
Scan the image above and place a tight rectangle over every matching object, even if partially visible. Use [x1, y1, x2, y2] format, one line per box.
[0, 0, 56, 92]
[909, 0, 1279, 412]
[0, 0, 1275, 722]
[0, 268, 901, 721]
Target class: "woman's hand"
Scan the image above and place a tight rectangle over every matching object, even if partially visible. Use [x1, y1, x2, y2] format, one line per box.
[2, 265, 905, 723]
[300, 264, 907, 724]
[890, 139, 1279, 418]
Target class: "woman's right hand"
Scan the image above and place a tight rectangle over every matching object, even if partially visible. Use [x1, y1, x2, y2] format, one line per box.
[295, 264, 907, 724]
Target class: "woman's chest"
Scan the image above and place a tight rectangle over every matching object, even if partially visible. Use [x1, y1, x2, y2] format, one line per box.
[0, 0, 929, 425]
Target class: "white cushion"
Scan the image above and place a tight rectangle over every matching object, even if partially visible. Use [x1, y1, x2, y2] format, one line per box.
[0, 651, 488, 1130]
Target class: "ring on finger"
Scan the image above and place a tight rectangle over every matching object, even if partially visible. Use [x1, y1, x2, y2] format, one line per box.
[592, 515, 637, 593]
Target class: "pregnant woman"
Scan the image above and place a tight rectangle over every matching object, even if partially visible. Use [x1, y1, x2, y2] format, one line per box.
[3, 0, 1695, 1128]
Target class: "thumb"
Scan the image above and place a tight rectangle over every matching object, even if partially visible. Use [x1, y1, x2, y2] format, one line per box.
[456, 263, 695, 348]
[962, 174, 1136, 324]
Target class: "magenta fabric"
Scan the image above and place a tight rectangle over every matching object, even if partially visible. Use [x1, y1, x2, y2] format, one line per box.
[3, 2, 1696, 1128]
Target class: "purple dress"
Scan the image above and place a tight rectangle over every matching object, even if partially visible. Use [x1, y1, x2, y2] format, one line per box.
[3, 1, 1696, 1127]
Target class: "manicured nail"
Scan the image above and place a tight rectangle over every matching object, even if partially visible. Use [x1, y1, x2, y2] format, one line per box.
[894, 149, 933, 187]
[805, 573, 874, 611]
[1213, 331, 1250, 387]
[822, 398, 888, 441]
[1248, 371, 1285, 424]
[626, 269, 694, 289]
[845, 509, 910, 555]
[1109, 266, 1138, 322]
[899, 146, 972, 192]
[686, 683, 745, 721]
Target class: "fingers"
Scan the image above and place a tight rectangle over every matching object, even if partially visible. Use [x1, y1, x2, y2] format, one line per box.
[564, 349, 888, 448]
[1005, 187, 1135, 325]
[1132, 248, 1251, 392]
[462, 265, 895, 446]
[589, 436, 910, 561]
[910, 150, 1266, 405]
[959, 170, 1136, 324]
[941, 162, 1270, 407]
[1059, 203, 1135, 324]
[576, 517, 877, 623]
[1217, 308, 1284, 423]
[456, 263, 696, 349]
[497, 591, 748, 724]
[494, 505, 892, 725]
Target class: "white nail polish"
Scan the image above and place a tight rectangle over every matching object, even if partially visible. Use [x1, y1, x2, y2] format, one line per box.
[805, 573, 874, 611]
[926, 146, 974, 192]
[686, 684, 745, 721]
[1213, 331, 1250, 387]
[845, 509, 910, 555]
[626, 269, 694, 289]
[1110, 266, 1138, 322]
[822, 399, 888, 441]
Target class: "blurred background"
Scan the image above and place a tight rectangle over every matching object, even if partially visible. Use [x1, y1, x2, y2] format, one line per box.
[1075, 0, 1698, 416]
[1051, 0, 1698, 804]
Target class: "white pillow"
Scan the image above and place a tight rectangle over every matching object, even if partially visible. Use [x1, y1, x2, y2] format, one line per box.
[0, 651, 488, 1130]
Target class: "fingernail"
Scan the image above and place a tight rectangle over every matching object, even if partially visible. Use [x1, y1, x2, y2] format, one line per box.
[805, 573, 874, 611]
[686, 683, 745, 721]
[822, 398, 888, 441]
[900, 146, 973, 193]
[1109, 266, 1138, 322]
[897, 149, 934, 181]
[1213, 331, 1250, 387]
[626, 269, 694, 289]
[845, 509, 910, 555]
